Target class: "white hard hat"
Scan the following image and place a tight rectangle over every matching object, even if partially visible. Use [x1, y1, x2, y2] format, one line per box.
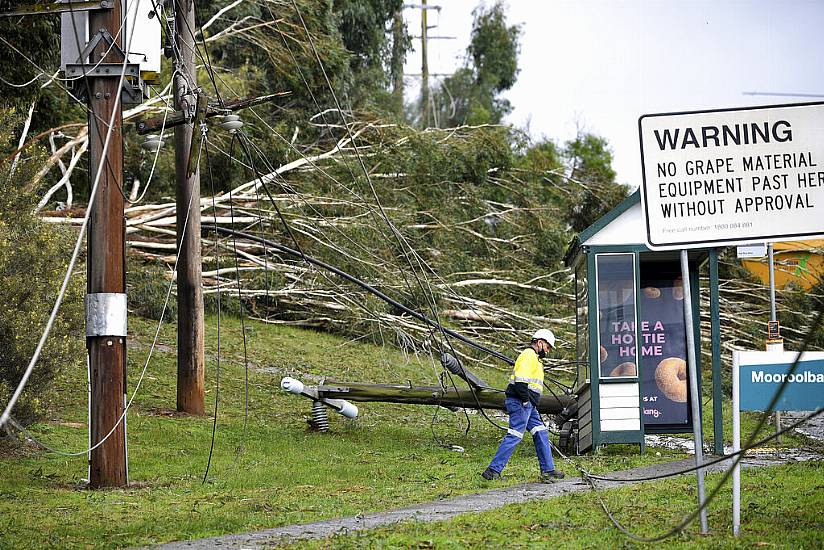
[532, 328, 556, 348]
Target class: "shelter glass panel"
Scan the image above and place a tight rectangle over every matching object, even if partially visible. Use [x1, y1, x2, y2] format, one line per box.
[596, 254, 638, 378]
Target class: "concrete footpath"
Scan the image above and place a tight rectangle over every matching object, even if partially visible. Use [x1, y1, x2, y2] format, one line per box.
[147, 453, 817, 549]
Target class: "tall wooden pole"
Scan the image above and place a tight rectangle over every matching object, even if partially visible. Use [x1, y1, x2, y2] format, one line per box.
[87, 0, 127, 488]
[420, 0, 429, 128]
[174, 0, 205, 415]
[391, 9, 405, 117]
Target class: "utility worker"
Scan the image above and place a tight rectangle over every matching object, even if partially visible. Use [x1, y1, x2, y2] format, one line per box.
[482, 329, 564, 482]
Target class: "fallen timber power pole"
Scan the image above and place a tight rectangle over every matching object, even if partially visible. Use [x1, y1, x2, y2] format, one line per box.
[281, 376, 576, 433]
[284, 378, 574, 414]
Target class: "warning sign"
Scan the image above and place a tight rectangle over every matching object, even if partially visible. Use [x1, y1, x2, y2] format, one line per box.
[639, 102, 824, 250]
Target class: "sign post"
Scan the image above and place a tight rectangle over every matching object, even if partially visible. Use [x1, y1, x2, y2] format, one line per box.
[731, 351, 824, 536]
[732, 351, 741, 536]
[680, 249, 708, 533]
[766, 243, 784, 441]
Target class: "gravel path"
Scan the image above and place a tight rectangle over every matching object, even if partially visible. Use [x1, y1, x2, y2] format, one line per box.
[145, 452, 817, 549]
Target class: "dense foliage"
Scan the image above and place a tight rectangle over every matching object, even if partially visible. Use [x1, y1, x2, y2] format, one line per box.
[430, 1, 522, 127]
[0, 0, 631, 418]
[0, 109, 84, 427]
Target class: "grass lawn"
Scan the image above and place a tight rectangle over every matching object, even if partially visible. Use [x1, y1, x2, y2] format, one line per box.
[297, 461, 824, 549]
[0, 314, 819, 548]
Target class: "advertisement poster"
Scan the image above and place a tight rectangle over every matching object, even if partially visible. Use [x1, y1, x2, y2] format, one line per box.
[597, 258, 690, 428]
[638, 270, 690, 427]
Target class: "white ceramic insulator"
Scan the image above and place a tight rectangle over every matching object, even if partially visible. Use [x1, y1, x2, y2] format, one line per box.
[335, 401, 358, 419]
[220, 120, 244, 131]
[141, 135, 164, 151]
[280, 376, 304, 395]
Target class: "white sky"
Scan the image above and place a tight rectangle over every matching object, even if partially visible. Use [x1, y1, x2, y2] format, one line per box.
[402, 0, 824, 187]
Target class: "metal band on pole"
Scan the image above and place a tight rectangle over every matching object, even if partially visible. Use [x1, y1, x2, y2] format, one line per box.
[681, 249, 708, 533]
[85, 293, 127, 337]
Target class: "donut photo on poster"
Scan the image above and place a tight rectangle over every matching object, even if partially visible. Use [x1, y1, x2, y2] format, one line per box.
[639, 269, 690, 427]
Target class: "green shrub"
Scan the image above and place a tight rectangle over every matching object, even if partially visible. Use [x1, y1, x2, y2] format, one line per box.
[0, 109, 85, 427]
[127, 264, 177, 322]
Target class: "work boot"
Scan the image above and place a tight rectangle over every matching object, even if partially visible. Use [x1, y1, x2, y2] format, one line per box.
[540, 470, 565, 482]
[481, 467, 501, 480]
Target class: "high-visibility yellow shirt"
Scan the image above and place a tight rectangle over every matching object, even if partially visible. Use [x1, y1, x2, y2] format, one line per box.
[509, 348, 544, 394]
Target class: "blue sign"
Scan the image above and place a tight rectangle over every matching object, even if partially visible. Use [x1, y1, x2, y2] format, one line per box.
[739, 354, 824, 412]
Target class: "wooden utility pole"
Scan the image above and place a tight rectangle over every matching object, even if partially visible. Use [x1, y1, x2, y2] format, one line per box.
[420, 0, 429, 127]
[87, 0, 127, 488]
[391, 9, 405, 117]
[174, 0, 205, 415]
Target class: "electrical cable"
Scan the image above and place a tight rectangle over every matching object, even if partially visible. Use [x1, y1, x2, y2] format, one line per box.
[248, 154, 273, 322]
[233, 134, 407, 353]
[274, 17, 520, 368]
[584, 406, 824, 483]
[286, 5, 518, 442]
[287, 0, 451, 333]
[202, 125, 223, 483]
[0, 72, 44, 88]
[185, 0, 433, 358]
[181, 0, 561, 441]
[236, 133, 306, 261]
[209, 227, 515, 364]
[225, 134, 252, 442]
[230, 132, 483, 439]
[172, 33, 499, 367]
[584, 407, 824, 543]
[577, 305, 824, 542]
[0, 36, 96, 129]
[236, 165, 492, 439]
[129, 83, 173, 204]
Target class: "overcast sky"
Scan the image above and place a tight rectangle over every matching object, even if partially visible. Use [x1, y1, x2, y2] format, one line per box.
[402, 0, 824, 188]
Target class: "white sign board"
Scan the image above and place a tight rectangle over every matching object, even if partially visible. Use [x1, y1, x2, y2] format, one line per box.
[730, 351, 824, 536]
[639, 102, 824, 250]
[736, 243, 767, 258]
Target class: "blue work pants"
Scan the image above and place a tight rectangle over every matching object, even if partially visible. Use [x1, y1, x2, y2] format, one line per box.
[488, 397, 555, 474]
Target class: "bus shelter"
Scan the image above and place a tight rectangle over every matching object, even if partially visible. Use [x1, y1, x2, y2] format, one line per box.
[564, 191, 724, 454]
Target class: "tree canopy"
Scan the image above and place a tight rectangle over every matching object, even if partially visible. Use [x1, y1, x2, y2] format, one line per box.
[429, 1, 521, 127]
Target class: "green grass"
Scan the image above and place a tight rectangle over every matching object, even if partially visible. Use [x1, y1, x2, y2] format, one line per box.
[297, 461, 824, 549]
[0, 314, 819, 549]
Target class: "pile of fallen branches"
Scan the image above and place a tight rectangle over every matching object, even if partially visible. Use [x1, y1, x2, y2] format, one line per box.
[36, 110, 822, 376]
[40, 117, 576, 369]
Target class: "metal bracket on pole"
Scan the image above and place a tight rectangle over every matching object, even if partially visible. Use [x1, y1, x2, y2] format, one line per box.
[186, 93, 208, 179]
[85, 293, 128, 337]
[64, 29, 147, 104]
